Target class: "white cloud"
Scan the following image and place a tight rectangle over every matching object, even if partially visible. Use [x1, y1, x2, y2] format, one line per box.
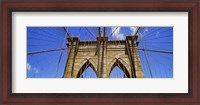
[111, 27, 141, 39]
[130, 27, 138, 35]
[111, 27, 125, 40]
[27, 63, 31, 71]
[143, 28, 149, 33]
[33, 67, 39, 73]
[115, 33, 125, 40]
[138, 27, 148, 38]
[27, 62, 39, 73]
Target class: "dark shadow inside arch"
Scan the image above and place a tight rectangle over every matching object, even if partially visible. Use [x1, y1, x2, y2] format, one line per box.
[109, 59, 131, 78]
[77, 60, 98, 78]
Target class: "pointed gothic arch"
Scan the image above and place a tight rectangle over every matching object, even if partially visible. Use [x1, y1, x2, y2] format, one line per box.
[109, 66, 127, 78]
[63, 36, 144, 78]
[76, 59, 98, 78]
[108, 58, 131, 78]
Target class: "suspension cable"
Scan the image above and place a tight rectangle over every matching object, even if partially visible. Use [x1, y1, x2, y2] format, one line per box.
[55, 29, 68, 77]
[137, 27, 153, 78]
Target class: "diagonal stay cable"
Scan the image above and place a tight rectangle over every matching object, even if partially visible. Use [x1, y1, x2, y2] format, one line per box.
[28, 44, 55, 47]
[54, 28, 69, 78]
[138, 48, 173, 54]
[141, 27, 164, 39]
[38, 27, 64, 39]
[63, 27, 71, 38]
[143, 34, 172, 42]
[28, 36, 57, 42]
[138, 51, 149, 77]
[156, 53, 173, 71]
[28, 29, 61, 40]
[148, 52, 173, 72]
[27, 48, 67, 55]
[137, 27, 153, 78]
[143, 41, 172, 44]
[45, 27, 65, 39]
[29, 52, 56, 66]
[41, 53, 61, 70]
[78, 28, 82, 38]
[108, 27, 118, 38]
[84, 27, 96, 39]
[156, 52, 173, 61]
[143, 28, 172, 40]
[144, 44, 172, 52]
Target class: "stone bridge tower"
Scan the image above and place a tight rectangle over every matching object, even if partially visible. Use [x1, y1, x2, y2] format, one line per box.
[63, 34, 144, 78]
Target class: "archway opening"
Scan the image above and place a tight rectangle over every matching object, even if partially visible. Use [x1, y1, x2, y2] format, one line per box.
[77, 60, 98, 78]
[80, 67, 97, 78]
[109, 66, 127, 78]
[109, 59, 131, 78]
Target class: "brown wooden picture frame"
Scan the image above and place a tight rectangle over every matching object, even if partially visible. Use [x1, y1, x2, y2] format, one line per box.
[1, 0, 199, 104]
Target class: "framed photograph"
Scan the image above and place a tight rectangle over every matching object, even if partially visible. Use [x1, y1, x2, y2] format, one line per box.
[1, 0, 199, 104]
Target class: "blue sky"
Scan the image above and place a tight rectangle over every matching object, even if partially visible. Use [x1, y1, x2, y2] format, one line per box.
[27, 27, 173, 78]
